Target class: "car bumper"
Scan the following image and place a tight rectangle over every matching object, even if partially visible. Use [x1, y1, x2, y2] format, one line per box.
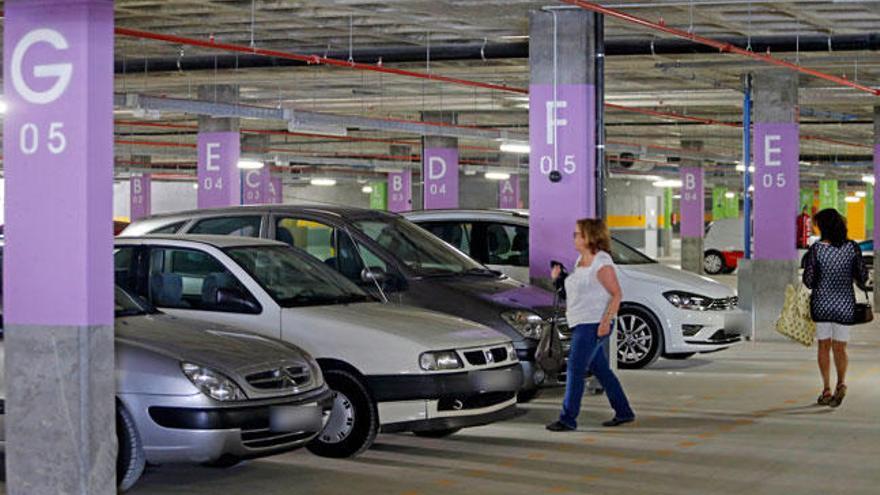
[366, 364, 523, 431]
[119, 386, 333, 465]
[663, 307, 747, 354]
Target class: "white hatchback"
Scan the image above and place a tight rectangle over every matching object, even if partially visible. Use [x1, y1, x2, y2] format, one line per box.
[114, 235, 522, 458]
[405, 209, 746, 369]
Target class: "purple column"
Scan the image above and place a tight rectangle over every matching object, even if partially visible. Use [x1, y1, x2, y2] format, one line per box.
[267, 175, 283, 204]
[388, 170, 413, 212]
[754, 123, 799, 260]
[242, 167, 269, 205]
[197, 132, 241, 208]
[499, 175, 521, 209]
[3, 0, 116, 491]
[130, 174, 151, 220]
[528, 84, 596, 278]
[679, 167, 705, 239]
[423, 147, 459, 209]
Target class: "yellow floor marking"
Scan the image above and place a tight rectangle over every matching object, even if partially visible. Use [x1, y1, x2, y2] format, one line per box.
[581, 437, 597, 444]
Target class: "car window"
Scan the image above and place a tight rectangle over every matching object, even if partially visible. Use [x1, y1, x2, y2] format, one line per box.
[421, 222, 473, 255]
[610, 238, 656, 265]
[148, 221, 186, 235]
[114, 247, 138, 292]
[190, 216, 262, 237]
[483, 222, 529, 268]
[275, 217, 373, 282]
[147, 247, 259, 313]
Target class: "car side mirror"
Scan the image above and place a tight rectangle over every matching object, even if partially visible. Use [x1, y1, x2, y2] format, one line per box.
[215, 288, 261, 314]
[361, 266, 388, 285]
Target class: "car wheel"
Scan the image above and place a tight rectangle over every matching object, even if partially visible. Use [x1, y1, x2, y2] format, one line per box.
[307, 369, 378, 458]
[703, 251, 726, 275]
[117, 404, 146, 493]
[664, 352, 696, 360]
[616, 307, 663, 370]
[412, 428, 461, 438]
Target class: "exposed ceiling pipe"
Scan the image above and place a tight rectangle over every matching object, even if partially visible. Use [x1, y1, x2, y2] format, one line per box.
[559, 0, 880, 96]
[114, 34, 880, 74]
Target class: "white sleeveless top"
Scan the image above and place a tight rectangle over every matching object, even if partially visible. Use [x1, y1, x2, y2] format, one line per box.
[564, 251, 616, 327]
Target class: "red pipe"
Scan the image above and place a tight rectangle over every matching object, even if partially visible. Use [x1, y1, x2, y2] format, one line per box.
[115, 27, 527, 95]
[560, 0, 880, 97]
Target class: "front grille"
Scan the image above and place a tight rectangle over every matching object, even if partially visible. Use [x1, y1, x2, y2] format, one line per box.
[241, 428, 315, 449]
[463, 346, 508, 366]
[437, 391, 515, 411]
[709, 329, 739, 341]
[709, 296, 739, 311]
[246, 365, 312, 391]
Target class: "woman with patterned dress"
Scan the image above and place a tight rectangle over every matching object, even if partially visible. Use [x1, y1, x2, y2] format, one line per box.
[802, 208, 869, 407]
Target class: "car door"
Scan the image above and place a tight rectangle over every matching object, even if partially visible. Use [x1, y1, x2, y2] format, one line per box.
[115, 244, 282, 338]
[182, 214, 268, 238]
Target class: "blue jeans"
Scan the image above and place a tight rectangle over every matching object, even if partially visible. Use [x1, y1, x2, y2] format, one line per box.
[560, 323, 635, 428]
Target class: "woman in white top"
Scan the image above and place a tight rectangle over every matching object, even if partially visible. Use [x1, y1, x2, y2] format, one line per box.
[546, 219, 635, 431]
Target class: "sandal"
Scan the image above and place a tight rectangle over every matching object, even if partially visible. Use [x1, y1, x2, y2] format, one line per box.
[817, 388, 833, 406]
[829, 384, 847, 408]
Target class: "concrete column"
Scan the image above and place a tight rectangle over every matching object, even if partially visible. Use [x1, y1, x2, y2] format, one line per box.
[422, 113, 459, 209]
[197, 85, 241, 208]
[389, 145, 413, 212]
[3, 1, 116, 493]
[241, 134, 270, 205]
[873, 107, 880, 310]
[751, 70, 800, 341]
[528, 9, 598, 280]
[679, 141, 705, 274]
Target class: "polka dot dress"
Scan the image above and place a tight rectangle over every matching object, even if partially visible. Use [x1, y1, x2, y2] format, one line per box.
[802, 241, 869, 325]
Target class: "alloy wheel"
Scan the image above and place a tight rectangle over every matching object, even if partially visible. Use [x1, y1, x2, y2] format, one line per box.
[617, 314, 653, 365]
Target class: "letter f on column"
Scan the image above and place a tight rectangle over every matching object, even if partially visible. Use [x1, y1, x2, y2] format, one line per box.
[545, 100, 568, 145]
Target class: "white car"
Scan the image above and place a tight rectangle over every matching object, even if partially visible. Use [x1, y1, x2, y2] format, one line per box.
[405, 209, 746, 369]
[114, 235, 523, 458]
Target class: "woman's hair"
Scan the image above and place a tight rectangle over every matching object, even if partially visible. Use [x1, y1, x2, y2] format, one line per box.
[576, 218, 612, 254]
[813, 208, 848, 247]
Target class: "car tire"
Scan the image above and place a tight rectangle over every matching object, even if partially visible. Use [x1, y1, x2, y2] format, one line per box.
[516, 388, 540, 403]
[412, 428, 461, 438]
[616, 307, 663, 370]
[117, 404, 146, 493]
[664, 352, 696, 360]
[307, 369, 378, 459]
[703, 251, 726, 275]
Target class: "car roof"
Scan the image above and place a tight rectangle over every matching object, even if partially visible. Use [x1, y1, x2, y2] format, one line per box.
[403, 209, 530, 223]
[135, 204, 400, 222]
[116, 234, 287, 249]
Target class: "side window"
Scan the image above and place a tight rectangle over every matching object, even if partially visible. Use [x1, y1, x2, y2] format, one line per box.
[421, 222, 472, 256]
[149, 221, 186, 235]
[484, 223, 529, 268]
[114, 247, 138, 292]
[190, 216, 262, 237]
[276, 217, 369, 282]
[147, 247, 260, 314]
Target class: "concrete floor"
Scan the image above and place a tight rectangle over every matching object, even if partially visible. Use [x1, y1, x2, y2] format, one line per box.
[116, 323, 880, 495]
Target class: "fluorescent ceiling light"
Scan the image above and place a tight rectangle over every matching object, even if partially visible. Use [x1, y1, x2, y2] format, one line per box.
[856, 191, 867, 198]
[362, 185, 374, 194]
[310, 178, 337, 187]
[287, 120, 348, 137]
[192, 183, 199, 190]
[862, 175, 876, 185]
[748, 185, 755, 192]
[845, 196, 861, 203]
[485, 172, 511, 181]
[500, 142, 530, 154]
[735, 164, 755, 173]
[0, 99, 8, 114]
[724, 191, 736, 199]
[237, 159, 264, 170]
[652, 179, 682, 188]
[672, 195, 681, 199]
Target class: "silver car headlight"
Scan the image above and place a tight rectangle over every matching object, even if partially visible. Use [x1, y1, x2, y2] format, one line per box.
[501, 310, 549, 339]
[419, 351, 463, 371]
[505, 342, 518, 362]
[181, 362, 247, 401]
[663, 291, 713, 311]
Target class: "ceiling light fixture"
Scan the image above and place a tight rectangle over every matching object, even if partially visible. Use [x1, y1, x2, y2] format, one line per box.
[485, 172, 511, 181]
[310, 178, 337, 187]
[652, 179, 683, 188]
[856, 191, 867, 198]
[724, 191, 736, 199]
[845, 195, 861, 203]
[862, 175, 875, 185]
[499, 142, 530, 154]
[0, 99, 8, 114]
[362, 185, 374, 194]
[237, 159, 264, 170]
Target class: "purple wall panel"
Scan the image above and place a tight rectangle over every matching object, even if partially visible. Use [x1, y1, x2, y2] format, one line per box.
[423, 148, 459, 209]
[130, 174, 151, 221]
[267, 176, 283, 204]
[874, 144, 880, 247]
[388, 170, 413, 212]
[754, 123, 799, 260]
[498, 176, 520, 209]
[197, 132, 241, 208]
[3, 0, 115, 325]
[528, 84, 596, 278]
[242, 168, 269, 205]
[679, 167, 705, 239]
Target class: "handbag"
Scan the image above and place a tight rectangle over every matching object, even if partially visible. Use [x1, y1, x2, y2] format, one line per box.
[854, 290, 873, 325]
[775, 284, 816, 346]
[535, 287, 566, 376]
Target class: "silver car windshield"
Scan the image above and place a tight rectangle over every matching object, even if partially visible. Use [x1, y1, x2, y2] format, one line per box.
[353, 218, 488, 276]
[115, 286, 157, 317]
[611, 239, 657, 265]
[225, 246, 373, 308]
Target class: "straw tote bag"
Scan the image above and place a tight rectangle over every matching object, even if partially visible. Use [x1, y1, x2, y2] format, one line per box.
[775, 284, 816, 346]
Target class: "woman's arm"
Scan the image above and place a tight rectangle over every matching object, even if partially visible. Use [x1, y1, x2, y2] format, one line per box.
[597, 265, 622, 337]
[802, 246, 816, 289]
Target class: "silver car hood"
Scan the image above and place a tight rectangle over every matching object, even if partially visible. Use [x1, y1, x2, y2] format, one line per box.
[116, 313, 307, 374]
[284, 302, 509, 350]
[619, 263, 735, 299]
